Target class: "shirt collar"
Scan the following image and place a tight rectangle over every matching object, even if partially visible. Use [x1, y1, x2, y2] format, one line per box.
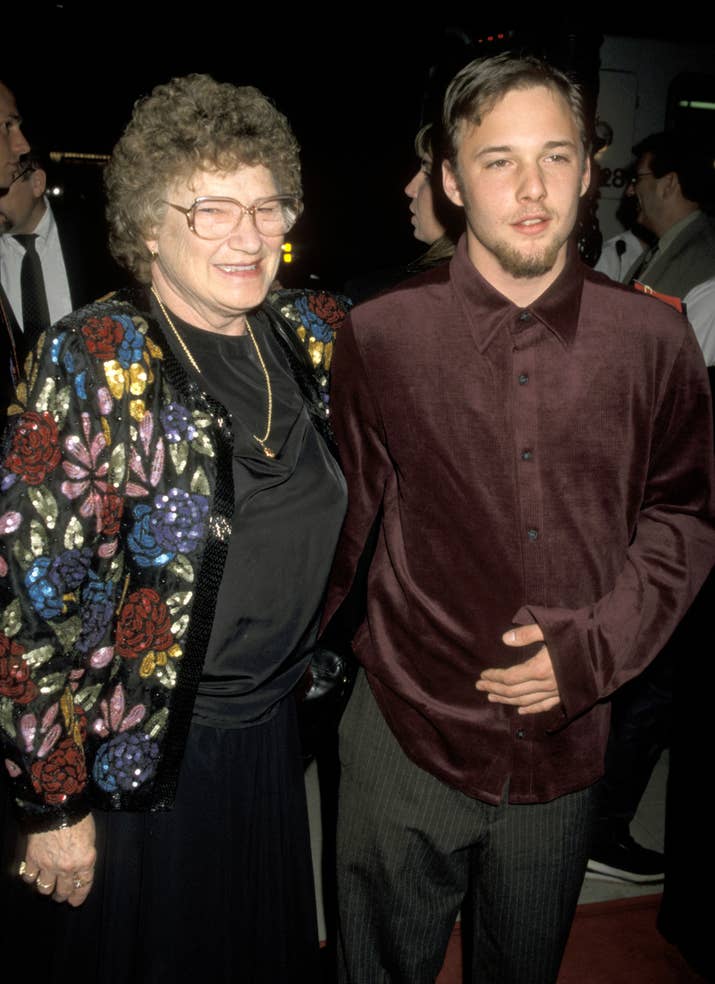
[31, 198, 52, 244]
[2, 197, 51, 250]
[450, 234, 585, 353]
[657, 209, 701, 254]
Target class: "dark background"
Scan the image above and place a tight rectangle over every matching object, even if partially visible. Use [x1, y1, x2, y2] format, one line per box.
[2, 14, 714, 289]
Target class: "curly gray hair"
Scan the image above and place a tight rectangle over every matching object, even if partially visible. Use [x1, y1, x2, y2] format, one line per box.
[105, 74, 301, 283]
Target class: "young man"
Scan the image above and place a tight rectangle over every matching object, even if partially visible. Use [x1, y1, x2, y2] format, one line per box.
[323, 54, 714, 983]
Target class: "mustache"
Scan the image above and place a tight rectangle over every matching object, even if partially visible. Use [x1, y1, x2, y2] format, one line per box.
[511, 210, 554, 222]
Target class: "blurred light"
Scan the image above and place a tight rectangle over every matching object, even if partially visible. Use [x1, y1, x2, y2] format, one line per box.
[476, 30, 508, 44]
[678, 100, 715, 110]
[48, 151, 111, 164]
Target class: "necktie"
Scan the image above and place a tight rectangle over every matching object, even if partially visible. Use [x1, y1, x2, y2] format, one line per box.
[628, 243, 659, 285]
[13, 234, 51, 339]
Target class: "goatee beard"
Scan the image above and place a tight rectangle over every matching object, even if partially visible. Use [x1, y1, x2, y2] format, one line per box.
[492, 238, 564, 279]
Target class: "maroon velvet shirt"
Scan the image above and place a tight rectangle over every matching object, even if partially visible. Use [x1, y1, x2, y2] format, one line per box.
[323, 237, 715, 804]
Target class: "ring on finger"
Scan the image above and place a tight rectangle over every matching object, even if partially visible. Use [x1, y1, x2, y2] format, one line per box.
[72, 875, 85, 890]
[37, 880, 53, 891]
[19, 862, 38, 883]
[18, 860, 37, 881]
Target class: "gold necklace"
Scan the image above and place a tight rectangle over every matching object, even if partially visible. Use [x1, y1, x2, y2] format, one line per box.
[245, 323, 275, 458]
[151, 286, 276, 458]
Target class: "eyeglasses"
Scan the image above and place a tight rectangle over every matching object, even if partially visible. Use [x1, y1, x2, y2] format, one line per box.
[629, 171, 655, 186]
[164, 195, 303, 239]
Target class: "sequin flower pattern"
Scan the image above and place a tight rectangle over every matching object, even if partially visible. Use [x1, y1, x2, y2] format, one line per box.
[0, 297, 224, 817]
[128, 490, 209, 568]
[116, 588, 174, 661]
[83, 312, 161, 419]
[60, 412, 113, 533]
[30, 737, 87, 805]
[0, 633, 37, 705]
[93, 732, 160, 794]
[160, 403, 199, 444]
[4, 411, 61, 486]
[152, 490, 208, 554]
[293, 293, 347, 342]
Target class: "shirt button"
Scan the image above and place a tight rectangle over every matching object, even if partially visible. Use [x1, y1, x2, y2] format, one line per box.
[527, 528, 539, 541]
[521, 450, 533, 461]
[516, 728, 527, 739]
[518, 373, 529, 385]
[518, 311, 532, 322]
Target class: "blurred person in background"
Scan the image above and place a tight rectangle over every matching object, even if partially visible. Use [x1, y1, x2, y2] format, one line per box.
[0, 79, 30, 424]
[624, 130, 715, 296]
[346, 122, 460, 303]
[404, 123, 458, 272]
[0, 155, 121, 358]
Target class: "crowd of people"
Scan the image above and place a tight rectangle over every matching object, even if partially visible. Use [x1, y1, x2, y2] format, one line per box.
[0, 50, 713, 984]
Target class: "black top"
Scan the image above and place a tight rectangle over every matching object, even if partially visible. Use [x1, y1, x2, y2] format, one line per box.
[152, 298, 346, 726]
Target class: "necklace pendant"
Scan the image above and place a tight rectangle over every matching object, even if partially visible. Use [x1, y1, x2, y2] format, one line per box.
[262, 445, 276, 459]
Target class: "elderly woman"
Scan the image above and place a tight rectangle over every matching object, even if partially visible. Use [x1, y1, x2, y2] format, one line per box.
[0, 74, 346, 982]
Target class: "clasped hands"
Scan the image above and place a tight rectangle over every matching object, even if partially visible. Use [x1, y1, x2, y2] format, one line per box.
[475, 623, 561, 715]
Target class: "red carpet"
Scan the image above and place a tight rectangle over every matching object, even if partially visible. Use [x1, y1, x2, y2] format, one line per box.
[436, 895, 708, 983]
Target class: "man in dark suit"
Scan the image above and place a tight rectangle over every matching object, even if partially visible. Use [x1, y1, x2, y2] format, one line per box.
[0, 76, 30, 876]
[0, 80, 30, 422]
[0, 81, 29, 195]
[0, 157, 117, 362]
[625, 130, 715, 298]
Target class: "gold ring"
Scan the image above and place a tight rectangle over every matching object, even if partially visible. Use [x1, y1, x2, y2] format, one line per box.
[18, 860, 26, 877]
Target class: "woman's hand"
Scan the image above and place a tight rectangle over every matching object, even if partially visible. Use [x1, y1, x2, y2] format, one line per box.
[21, 813, 96, 906]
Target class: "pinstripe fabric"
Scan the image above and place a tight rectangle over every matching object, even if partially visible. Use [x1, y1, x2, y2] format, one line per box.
[337, 672, 593, 984]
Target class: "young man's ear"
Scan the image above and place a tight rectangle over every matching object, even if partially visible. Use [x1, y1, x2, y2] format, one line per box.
[442, 160, 464, 208]
[579, 156, 592, 199]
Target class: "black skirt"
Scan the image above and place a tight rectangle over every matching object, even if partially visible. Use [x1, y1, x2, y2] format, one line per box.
[1, 698, 320, 984]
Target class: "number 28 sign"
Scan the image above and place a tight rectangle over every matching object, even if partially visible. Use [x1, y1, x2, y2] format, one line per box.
[599, 167, 629, 190]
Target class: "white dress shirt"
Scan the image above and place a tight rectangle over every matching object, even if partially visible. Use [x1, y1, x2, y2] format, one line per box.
[0, 200, 73, 332]
[594, 229, 646, 283]
[684, 276, 715, 367]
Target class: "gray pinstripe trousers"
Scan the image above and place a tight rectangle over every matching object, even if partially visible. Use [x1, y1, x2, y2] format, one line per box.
[336, 671, 593, 984]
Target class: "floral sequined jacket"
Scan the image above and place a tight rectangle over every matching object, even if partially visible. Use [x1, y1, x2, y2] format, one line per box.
[0, 287, 340, 831]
